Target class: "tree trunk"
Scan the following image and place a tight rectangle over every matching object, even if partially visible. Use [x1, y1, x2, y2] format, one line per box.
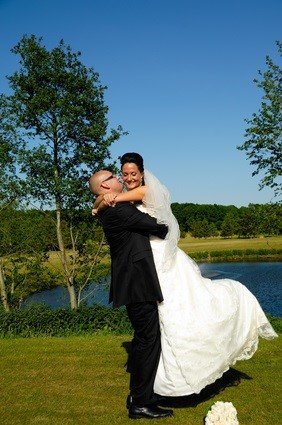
[0, 259, 10, 312]
[56, 208, 78, 309]
[53, 133, 78, 310]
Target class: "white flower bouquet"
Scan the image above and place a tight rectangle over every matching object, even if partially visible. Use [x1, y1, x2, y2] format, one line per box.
[205, 401, 239, 425]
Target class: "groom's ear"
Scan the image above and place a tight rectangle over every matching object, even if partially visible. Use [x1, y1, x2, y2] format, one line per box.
[101, 182, 110, 190]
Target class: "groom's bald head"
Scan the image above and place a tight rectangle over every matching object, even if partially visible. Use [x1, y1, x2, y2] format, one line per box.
[89, 170, 122, 195]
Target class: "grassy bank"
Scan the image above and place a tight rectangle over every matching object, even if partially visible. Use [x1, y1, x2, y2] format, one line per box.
[45, 236, 282, 270]
[179, 235, 282, 261]
[0, 334, 280, 425]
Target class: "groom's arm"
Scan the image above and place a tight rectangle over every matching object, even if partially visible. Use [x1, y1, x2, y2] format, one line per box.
[117, 203, 168, 239]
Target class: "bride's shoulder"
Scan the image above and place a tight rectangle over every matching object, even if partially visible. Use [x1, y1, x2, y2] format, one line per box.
[137, 202, 158, 219]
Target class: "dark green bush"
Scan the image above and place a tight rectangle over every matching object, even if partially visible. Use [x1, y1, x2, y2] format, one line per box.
[191, 251, 210, 260]
[210, 251, 229, 258]
[0, 304, 133, 337]
[190, 248, 282, 262]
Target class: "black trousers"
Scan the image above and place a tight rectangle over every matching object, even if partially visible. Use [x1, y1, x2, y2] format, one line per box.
[126, 301, 161, 406]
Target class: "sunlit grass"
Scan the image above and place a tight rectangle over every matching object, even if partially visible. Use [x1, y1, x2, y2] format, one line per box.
[46, 249, 110, 273]
[0, 334, 280, 424]
[179, 235, 282, 253]
[45, 236, 282, 272]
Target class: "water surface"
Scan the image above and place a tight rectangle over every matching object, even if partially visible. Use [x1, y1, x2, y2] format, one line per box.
[23, 262, 282, 316]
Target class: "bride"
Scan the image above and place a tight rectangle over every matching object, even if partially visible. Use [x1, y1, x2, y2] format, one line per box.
[93, 152, 278, 397]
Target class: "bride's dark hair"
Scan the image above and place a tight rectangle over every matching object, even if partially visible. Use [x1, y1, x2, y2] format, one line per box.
[120, 152, 144, 173]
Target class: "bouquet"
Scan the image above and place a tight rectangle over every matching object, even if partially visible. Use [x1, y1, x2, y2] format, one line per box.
[205, 401, 239, 425]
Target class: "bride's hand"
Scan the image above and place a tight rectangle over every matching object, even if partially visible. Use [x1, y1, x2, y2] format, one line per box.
[103, 193, 118, 206]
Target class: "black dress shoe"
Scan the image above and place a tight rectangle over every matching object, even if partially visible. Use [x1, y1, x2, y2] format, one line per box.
[128, 405, 173, 419]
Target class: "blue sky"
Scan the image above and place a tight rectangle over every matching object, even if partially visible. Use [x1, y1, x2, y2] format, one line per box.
[0, 0, 281, 206]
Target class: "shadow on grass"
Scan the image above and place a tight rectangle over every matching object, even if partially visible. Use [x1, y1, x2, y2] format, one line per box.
[121, 340, 252, 408]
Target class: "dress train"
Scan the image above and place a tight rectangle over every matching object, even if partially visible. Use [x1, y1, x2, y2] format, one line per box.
[149, 237, 278, 396]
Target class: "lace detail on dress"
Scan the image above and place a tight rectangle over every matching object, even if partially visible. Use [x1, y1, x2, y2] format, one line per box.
[258, 322, 278, 340]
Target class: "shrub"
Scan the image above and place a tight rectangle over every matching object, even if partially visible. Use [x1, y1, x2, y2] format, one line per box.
[0, 304, 133, 337]
[190, 251, 210, 261]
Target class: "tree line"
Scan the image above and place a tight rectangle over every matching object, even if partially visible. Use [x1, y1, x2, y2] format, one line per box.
[171, 202, 281, 238]
[1, 203, 280, 256]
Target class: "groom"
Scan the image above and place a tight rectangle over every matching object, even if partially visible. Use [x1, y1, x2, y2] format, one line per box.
[89, 170, 173, 419]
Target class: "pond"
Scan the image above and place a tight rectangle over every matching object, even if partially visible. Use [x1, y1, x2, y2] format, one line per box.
[23, 262, 282, 317]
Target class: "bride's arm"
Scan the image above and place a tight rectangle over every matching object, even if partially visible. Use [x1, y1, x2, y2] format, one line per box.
[104, 186, 147, 205]
[92, 186, 147, 216]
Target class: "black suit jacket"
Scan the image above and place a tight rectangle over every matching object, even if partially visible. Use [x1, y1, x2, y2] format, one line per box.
[99, 202, 168, 307]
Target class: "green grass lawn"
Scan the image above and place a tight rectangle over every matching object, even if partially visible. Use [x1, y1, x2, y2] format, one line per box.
[178, 235, 282, 253]
[1, 334, 280, 424]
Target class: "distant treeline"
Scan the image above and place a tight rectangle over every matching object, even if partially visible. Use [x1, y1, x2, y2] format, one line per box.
[171, 202, 281, 238]
[1, 203, 281, 254]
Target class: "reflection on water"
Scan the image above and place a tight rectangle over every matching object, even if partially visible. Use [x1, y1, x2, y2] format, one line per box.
[23, 262, 282, 317]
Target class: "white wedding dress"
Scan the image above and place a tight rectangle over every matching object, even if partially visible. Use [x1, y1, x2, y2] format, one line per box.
[139, 170, 278, 397]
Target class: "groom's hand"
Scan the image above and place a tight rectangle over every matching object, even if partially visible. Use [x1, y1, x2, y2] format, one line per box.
[104, 193, 118, 206]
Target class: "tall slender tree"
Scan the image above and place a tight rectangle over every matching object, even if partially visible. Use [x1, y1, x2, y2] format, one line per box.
[237, 41, 282, 197]
[2, 35, 125, 308]
[0, 95, 24, 311]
